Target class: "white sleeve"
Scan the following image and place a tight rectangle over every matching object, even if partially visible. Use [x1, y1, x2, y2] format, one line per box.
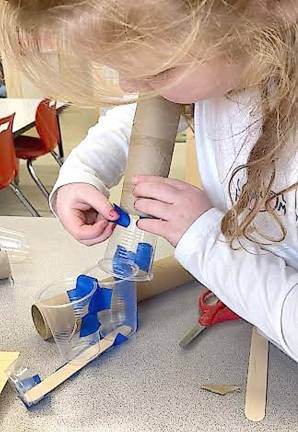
[175, 207, 298, 362]
[49, 103, 137, 210]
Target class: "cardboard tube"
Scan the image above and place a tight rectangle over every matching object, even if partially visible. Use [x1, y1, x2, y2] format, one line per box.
[120, 95, 181, 215]
[0, 251, 12, 280]
[31, 293, 74, 340]
[31, 256, 195, 340]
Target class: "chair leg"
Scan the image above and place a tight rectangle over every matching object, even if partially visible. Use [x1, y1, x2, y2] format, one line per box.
[26, 159, 50, 200]
[51, 150, 63, 167]
[9, 183, 41, 217]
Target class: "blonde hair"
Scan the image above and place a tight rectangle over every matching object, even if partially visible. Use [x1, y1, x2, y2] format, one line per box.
[2, 0, 298, 246]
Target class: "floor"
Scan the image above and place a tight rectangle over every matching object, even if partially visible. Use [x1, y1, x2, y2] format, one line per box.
[0, 106, 187, 217]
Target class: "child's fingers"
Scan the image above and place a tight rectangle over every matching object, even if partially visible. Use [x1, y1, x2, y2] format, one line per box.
[62, 210, 109, 241]
[78, 189, 119, 221]
[134, 198, 171, 220]
[79, 223, 115, 246]
[133, 182, 177, 203]
[137, 217, 168, 238]
[132, 175, 186, 189]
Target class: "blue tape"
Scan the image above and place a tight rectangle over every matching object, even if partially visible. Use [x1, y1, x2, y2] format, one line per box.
[113, 204, 131, 228]
[67, 275, 96, 302]
[135, 242, 153, 272]
[89, 286, 112, 313]
[80, 313, 100, 337]
[113, 333, 128, 346]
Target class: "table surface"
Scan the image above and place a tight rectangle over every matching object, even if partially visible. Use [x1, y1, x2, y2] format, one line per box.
[0, 98, 65, 136]
[0, 217, 297, 432]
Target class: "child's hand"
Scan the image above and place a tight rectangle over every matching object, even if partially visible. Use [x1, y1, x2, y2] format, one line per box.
[133, 176, 213, 247]
[55, 183, 119, 246]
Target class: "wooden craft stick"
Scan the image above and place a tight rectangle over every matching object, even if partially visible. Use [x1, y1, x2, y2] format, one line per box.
[245, 326, 269, 422]
[24, 325, 131, 405]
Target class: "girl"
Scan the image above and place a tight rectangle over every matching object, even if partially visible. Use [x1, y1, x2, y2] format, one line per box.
[3, 0, 298, 361]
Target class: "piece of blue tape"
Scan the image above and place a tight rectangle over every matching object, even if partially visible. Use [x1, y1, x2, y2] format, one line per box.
[67, 275, 96, 302]
[88, 286, 112, 313]
[113, 333, 128, 346]
[135, 242, 153, 272]
[113, 204, 130, 228]
[80, 313, 100, 338]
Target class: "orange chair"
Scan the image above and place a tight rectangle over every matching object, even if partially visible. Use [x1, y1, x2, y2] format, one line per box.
[0, 113, 40, 216]
[14, 99, 63, 200]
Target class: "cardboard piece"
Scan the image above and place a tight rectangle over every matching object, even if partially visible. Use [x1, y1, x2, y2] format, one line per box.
[245, 327, 269, 422]
[200, 384, 241, 396]
[0, 351, 20, 394]
[121, 95, 181, 215]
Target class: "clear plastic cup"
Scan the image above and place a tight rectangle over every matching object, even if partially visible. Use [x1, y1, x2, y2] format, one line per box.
[104, 216, 157, 281]
[0, 228, 29, 263]
[85, 258, 139, 339]
[36, 277, 99, 363]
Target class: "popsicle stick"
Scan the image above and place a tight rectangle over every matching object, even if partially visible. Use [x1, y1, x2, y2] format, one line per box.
[245, 327, 269, 422]
[24, 326, 131, 405]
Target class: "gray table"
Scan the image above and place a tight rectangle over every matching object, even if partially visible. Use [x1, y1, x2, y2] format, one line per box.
[0, 217, 298, 432]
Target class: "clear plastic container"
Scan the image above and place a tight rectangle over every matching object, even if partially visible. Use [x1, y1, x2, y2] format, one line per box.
[0, 227, 29, 263]
[35, 277, 99, 363]
[104, 215, 157, 281]
[85, 258, 139, 339]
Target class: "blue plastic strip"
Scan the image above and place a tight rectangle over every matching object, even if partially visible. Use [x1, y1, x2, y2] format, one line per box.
[113, 204, 131, 228]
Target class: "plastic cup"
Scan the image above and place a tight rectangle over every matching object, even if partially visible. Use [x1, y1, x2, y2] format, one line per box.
[36, 277, 99, 363]
[85, 258, 138, 339]
[0, 228, 29, 263]
[104, 216, 157, 281]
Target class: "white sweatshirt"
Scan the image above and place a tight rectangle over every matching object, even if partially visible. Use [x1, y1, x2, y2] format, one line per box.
[50, 92, 298, 362]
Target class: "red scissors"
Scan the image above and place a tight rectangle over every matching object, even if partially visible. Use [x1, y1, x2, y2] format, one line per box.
[179, 288, 240, 348]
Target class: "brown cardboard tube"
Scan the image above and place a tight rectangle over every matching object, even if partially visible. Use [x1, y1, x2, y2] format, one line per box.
[0, 251, 12, 280]
[120, 95, 181, 215]
[31, 256, 195, 340]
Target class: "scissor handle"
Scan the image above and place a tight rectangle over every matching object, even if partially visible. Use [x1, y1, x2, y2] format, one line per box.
[198, 289, 239, 327]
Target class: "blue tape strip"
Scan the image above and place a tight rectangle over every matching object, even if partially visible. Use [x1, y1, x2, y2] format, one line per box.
[113, 204, 131, 228]
[67, 275, 96, 302]
[135, 242, 153, 272]
[80, 313, 100, 337]
[113, 333, 128, 346]
[88, 286, 112, 313]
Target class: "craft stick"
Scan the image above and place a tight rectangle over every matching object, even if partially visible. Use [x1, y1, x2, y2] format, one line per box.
[245, 326, 269, 422]
[32, 255, 195, 340]
[24, 325, 131, 405]
[121, 95, 181, 215]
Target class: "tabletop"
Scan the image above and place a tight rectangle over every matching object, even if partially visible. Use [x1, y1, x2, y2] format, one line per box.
[0, 98, 65, 136]
[0, 217, 298, 432]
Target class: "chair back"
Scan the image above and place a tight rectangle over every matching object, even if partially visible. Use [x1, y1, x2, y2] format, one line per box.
[35, 99, 60, 152]
[0, 113, 17, 188]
